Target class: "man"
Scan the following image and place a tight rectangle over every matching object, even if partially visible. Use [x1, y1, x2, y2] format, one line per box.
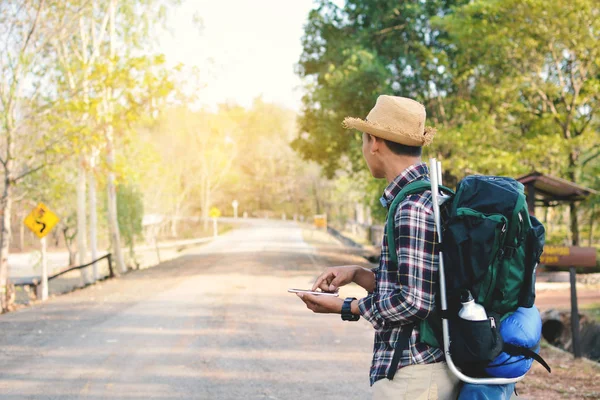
[296, 95, 460, 399]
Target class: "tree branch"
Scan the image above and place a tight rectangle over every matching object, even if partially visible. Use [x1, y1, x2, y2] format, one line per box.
[581, 149, 600, 167]
[13, 163, 46, 183]
[533, 85, 565, 132]
[13, 154, 69, 183]
[21, 0, 46, 56]
[548, 42, 567, 94]
[567, 58, 581, 124]
[375, 23, 406, 36]
[573, 108, 595, 137]
[90, 6, 111, 64]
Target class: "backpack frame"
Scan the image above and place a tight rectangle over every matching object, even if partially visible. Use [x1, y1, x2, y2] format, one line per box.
[384, 159, 549, 384]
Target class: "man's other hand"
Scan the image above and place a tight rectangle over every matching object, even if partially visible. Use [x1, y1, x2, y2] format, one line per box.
[297, 293, 344, 314]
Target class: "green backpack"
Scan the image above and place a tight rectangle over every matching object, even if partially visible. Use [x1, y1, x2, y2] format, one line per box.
[385, 175, 547, 378]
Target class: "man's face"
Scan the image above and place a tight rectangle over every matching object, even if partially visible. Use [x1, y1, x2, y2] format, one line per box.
[361, 133, 384, 179]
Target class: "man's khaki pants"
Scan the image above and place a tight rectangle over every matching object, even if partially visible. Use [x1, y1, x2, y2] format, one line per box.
[373, 362, 460, 400]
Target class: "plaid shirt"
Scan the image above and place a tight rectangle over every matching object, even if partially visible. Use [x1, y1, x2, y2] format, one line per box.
[357, 162, 444, 386]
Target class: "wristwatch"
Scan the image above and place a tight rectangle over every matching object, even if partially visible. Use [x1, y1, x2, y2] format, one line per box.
[341, 297, 360, 321]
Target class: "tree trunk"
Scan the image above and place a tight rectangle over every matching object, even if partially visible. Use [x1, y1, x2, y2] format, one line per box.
[88, 163, 98, 281]
[171, 203, 180, 237]
[313, 181, 321, 214]
[19, 209, 25, 251]
[202, 187, 211, 232]
[106, 134, 126, 274]
[201, 173, 209, 231]
[63, 227, 77, 267]
[567, 151, 580, 246]
[105, 0, 125, 275]
[77, 159, 90, 283]
[589, 205, 596, 247]
[0, 172, 13, 312]
[569, 201, 580, 246]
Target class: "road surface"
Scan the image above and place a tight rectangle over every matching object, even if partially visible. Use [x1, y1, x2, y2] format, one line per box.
[0, 220, 375, 399]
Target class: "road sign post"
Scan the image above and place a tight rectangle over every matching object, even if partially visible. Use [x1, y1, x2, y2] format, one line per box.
[569, 266, 582, 358]
[40, 237, 48, 301]
[540, 245, 597, 358]
[232, 200, 239, 219]
[209, 207, 221, 237]
[24, 203, 60, 302]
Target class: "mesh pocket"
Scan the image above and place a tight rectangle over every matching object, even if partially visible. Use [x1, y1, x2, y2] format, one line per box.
[450, 317, 503, 370]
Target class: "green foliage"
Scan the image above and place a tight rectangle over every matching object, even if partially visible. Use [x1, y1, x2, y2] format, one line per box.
[296, 0, 600, 244]
[116, 184, 144, 251]
[434, 0, 600, 180]
[293, 0, 469, 210]
[294, 0, 468, 177]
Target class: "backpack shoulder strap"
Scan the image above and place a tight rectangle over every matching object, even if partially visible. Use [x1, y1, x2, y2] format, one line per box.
[386, 180, 453, 272]
[383, 179, 453, 380]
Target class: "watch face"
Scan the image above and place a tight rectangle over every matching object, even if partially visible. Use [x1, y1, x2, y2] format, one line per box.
[342, 298, 359, 321]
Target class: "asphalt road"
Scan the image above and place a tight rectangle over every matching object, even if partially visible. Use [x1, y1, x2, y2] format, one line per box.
[0, 220, 375, 400]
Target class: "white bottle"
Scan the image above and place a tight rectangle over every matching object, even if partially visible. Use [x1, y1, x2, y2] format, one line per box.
[458, 290, 488, 321]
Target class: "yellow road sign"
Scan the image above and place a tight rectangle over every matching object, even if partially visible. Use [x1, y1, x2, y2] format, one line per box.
[24, 203, 60, 239]
[314, 214, 327, 229]
[209, 207, 221, 218]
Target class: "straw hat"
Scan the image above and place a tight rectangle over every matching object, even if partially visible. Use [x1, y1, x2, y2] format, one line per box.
[342, 95, 436, 147]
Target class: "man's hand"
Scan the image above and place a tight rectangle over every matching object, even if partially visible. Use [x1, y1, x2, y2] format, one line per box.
[311, 266, 358, 293]
[297, 293, 344, 314]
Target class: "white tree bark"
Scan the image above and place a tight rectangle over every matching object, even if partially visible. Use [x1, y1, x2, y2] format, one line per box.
[77, 158, 90, 284]
[105, 0, 126, 274]
[106, 134, 126, 274]
[88, 154, 98, 281]
[0, 177, 13, 312]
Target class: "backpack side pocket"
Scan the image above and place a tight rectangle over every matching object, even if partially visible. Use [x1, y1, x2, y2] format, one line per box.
[450, 315, 504, 374]
[520, 216, 545, 307]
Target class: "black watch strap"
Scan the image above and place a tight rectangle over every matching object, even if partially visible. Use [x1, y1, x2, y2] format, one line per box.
[341, 297, 360, 321]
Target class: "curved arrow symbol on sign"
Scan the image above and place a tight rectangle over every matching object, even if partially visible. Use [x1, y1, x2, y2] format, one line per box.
[35, 219, 47, 234]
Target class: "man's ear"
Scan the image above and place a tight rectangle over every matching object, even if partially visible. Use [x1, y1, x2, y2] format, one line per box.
[369, 134, 382, 154]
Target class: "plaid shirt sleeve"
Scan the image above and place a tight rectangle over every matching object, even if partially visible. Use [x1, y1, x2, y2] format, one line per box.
[358, 197, 438, 327]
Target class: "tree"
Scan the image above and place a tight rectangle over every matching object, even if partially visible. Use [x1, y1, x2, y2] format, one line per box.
[148, 107, 238, 231]
[293, 0, 468, 177]
[436, 0, 600, 245]
[294, 0, 600, 249]
[0, 0, 82, 311]
[142, 99, 328, 227]
[52, 0, 178, 276]
[117, 183, 144, 268]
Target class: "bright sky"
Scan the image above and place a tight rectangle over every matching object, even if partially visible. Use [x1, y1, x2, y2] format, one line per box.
[159, 0, 318, 111]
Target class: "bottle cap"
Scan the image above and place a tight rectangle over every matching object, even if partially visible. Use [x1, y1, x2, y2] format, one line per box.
[460, 289, 474, 303]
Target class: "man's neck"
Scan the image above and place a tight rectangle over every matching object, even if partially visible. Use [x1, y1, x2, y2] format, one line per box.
[383, 156, 422, 183]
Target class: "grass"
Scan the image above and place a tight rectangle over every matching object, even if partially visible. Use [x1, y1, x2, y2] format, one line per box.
[581, 302, 600, 323]
[300, 226, 343, 247]
[338, 229, 372, 246]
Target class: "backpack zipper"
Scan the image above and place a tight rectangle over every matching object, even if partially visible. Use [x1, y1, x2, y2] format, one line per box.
[483, 222, 508, 305]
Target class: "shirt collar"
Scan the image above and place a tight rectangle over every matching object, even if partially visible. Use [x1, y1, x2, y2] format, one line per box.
[380, 162, 430, 208]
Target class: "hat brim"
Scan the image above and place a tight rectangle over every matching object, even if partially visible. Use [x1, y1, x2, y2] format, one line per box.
[343, 117, 435, 147]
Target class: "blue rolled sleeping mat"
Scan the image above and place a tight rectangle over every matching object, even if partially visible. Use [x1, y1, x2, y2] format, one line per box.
[485, 306, 548, 378]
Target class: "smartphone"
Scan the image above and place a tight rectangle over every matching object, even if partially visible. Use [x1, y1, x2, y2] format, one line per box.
[288, 289, 339, 296]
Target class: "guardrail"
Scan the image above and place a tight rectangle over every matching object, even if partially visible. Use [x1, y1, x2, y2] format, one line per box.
[49, 253, 114, 281]
[13, 254, 113, 299]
